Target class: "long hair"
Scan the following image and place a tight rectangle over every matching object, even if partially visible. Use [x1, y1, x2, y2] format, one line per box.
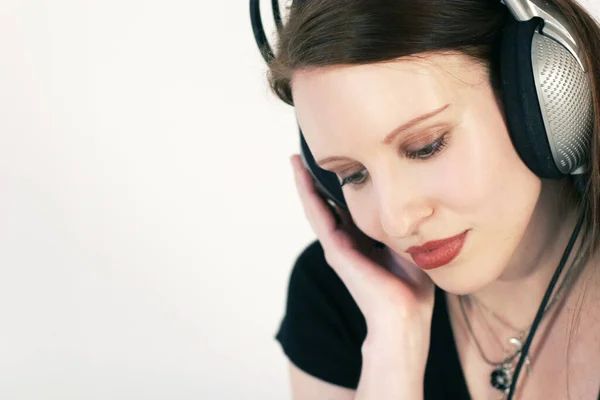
[264, 0, 600, 396]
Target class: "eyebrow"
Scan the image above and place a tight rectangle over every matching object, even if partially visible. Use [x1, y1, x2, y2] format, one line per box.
[316, 103, 451, 168]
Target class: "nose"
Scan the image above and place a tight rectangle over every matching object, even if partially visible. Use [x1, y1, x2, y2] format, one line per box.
[375, 172, 433, 239]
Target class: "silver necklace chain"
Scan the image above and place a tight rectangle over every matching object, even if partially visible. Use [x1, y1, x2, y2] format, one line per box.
[457, 241, 589, 398]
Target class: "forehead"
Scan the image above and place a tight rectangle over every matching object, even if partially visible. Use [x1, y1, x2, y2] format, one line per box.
[291, 53, 487, 155]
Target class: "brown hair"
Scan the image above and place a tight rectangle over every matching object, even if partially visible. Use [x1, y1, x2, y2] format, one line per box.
[266, 0, 600, 249]
[264, 0, 600, 396]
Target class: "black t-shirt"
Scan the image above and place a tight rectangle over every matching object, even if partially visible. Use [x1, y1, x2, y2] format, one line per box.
[275, 240, 471, 399]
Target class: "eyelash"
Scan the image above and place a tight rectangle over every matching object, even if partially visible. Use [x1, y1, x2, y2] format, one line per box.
[339, 133, 450, 188]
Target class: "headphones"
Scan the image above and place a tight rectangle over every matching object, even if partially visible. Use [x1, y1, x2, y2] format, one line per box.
[250, 0, 594, 398]
[252, 0, 593, 210]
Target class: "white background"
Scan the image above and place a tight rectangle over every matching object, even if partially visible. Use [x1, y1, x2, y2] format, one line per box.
[0, 1, 598, 399]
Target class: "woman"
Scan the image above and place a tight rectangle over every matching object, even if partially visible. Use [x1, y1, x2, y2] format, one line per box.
[264, 0, 600, 398]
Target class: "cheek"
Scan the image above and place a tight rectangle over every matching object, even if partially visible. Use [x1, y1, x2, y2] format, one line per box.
[449, 119, 542, 229]
[346, 121, 541, 242]
[344, 133, 491, 240]
[439, 115, 541, 216]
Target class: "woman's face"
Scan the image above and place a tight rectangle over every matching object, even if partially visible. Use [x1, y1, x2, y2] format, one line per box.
[291, 52, 543, 293]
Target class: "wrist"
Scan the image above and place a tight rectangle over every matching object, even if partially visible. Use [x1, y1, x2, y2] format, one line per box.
[362, 325, 430, 366]
[356, 334, 427, 400]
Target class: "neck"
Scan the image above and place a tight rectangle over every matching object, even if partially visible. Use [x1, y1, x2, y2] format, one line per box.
[466, 178, 592, 332]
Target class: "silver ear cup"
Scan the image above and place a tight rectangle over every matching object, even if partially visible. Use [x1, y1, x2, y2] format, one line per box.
[531, 29, 594, 174]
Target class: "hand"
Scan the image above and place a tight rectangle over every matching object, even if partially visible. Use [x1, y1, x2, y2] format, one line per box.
[290, 153, 435, 352]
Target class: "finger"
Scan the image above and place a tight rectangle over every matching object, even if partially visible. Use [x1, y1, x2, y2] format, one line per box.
[290, 158, 374, 251]
[290, 155, 377, 281]
[290, 154, 431, 312]
[380, 248, 435, 296]
[291, 154, 339, 241]
[291, 154, 397, 283]
[332, 203, 376, 252]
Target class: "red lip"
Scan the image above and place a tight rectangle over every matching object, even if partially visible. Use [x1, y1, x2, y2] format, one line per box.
[405, 230, 469, 270]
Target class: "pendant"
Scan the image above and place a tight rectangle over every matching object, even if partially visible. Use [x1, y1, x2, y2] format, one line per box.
[490, 338, 533, 397]
[490, 364, 512, 392]
[508, 337, 532, 374]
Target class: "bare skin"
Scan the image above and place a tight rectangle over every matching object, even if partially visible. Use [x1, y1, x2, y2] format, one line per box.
[289, 51, 600, 398]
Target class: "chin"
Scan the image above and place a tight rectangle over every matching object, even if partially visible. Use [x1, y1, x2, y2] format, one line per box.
[428, 255, 508, 296]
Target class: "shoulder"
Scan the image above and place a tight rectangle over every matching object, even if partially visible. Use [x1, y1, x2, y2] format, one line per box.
[276, 239, 367, 389]
[288, 240, 347, 296]
[286, 240, 365, 329]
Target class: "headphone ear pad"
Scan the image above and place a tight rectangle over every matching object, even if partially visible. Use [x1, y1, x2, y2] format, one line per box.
[498, 17, 564, 179]
[299, 129, 348, 209]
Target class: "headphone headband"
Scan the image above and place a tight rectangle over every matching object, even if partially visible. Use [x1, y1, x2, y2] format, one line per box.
[251, 0, 586, 72]
[503, 0, 587, 70]
[250, 2, 594, 399]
